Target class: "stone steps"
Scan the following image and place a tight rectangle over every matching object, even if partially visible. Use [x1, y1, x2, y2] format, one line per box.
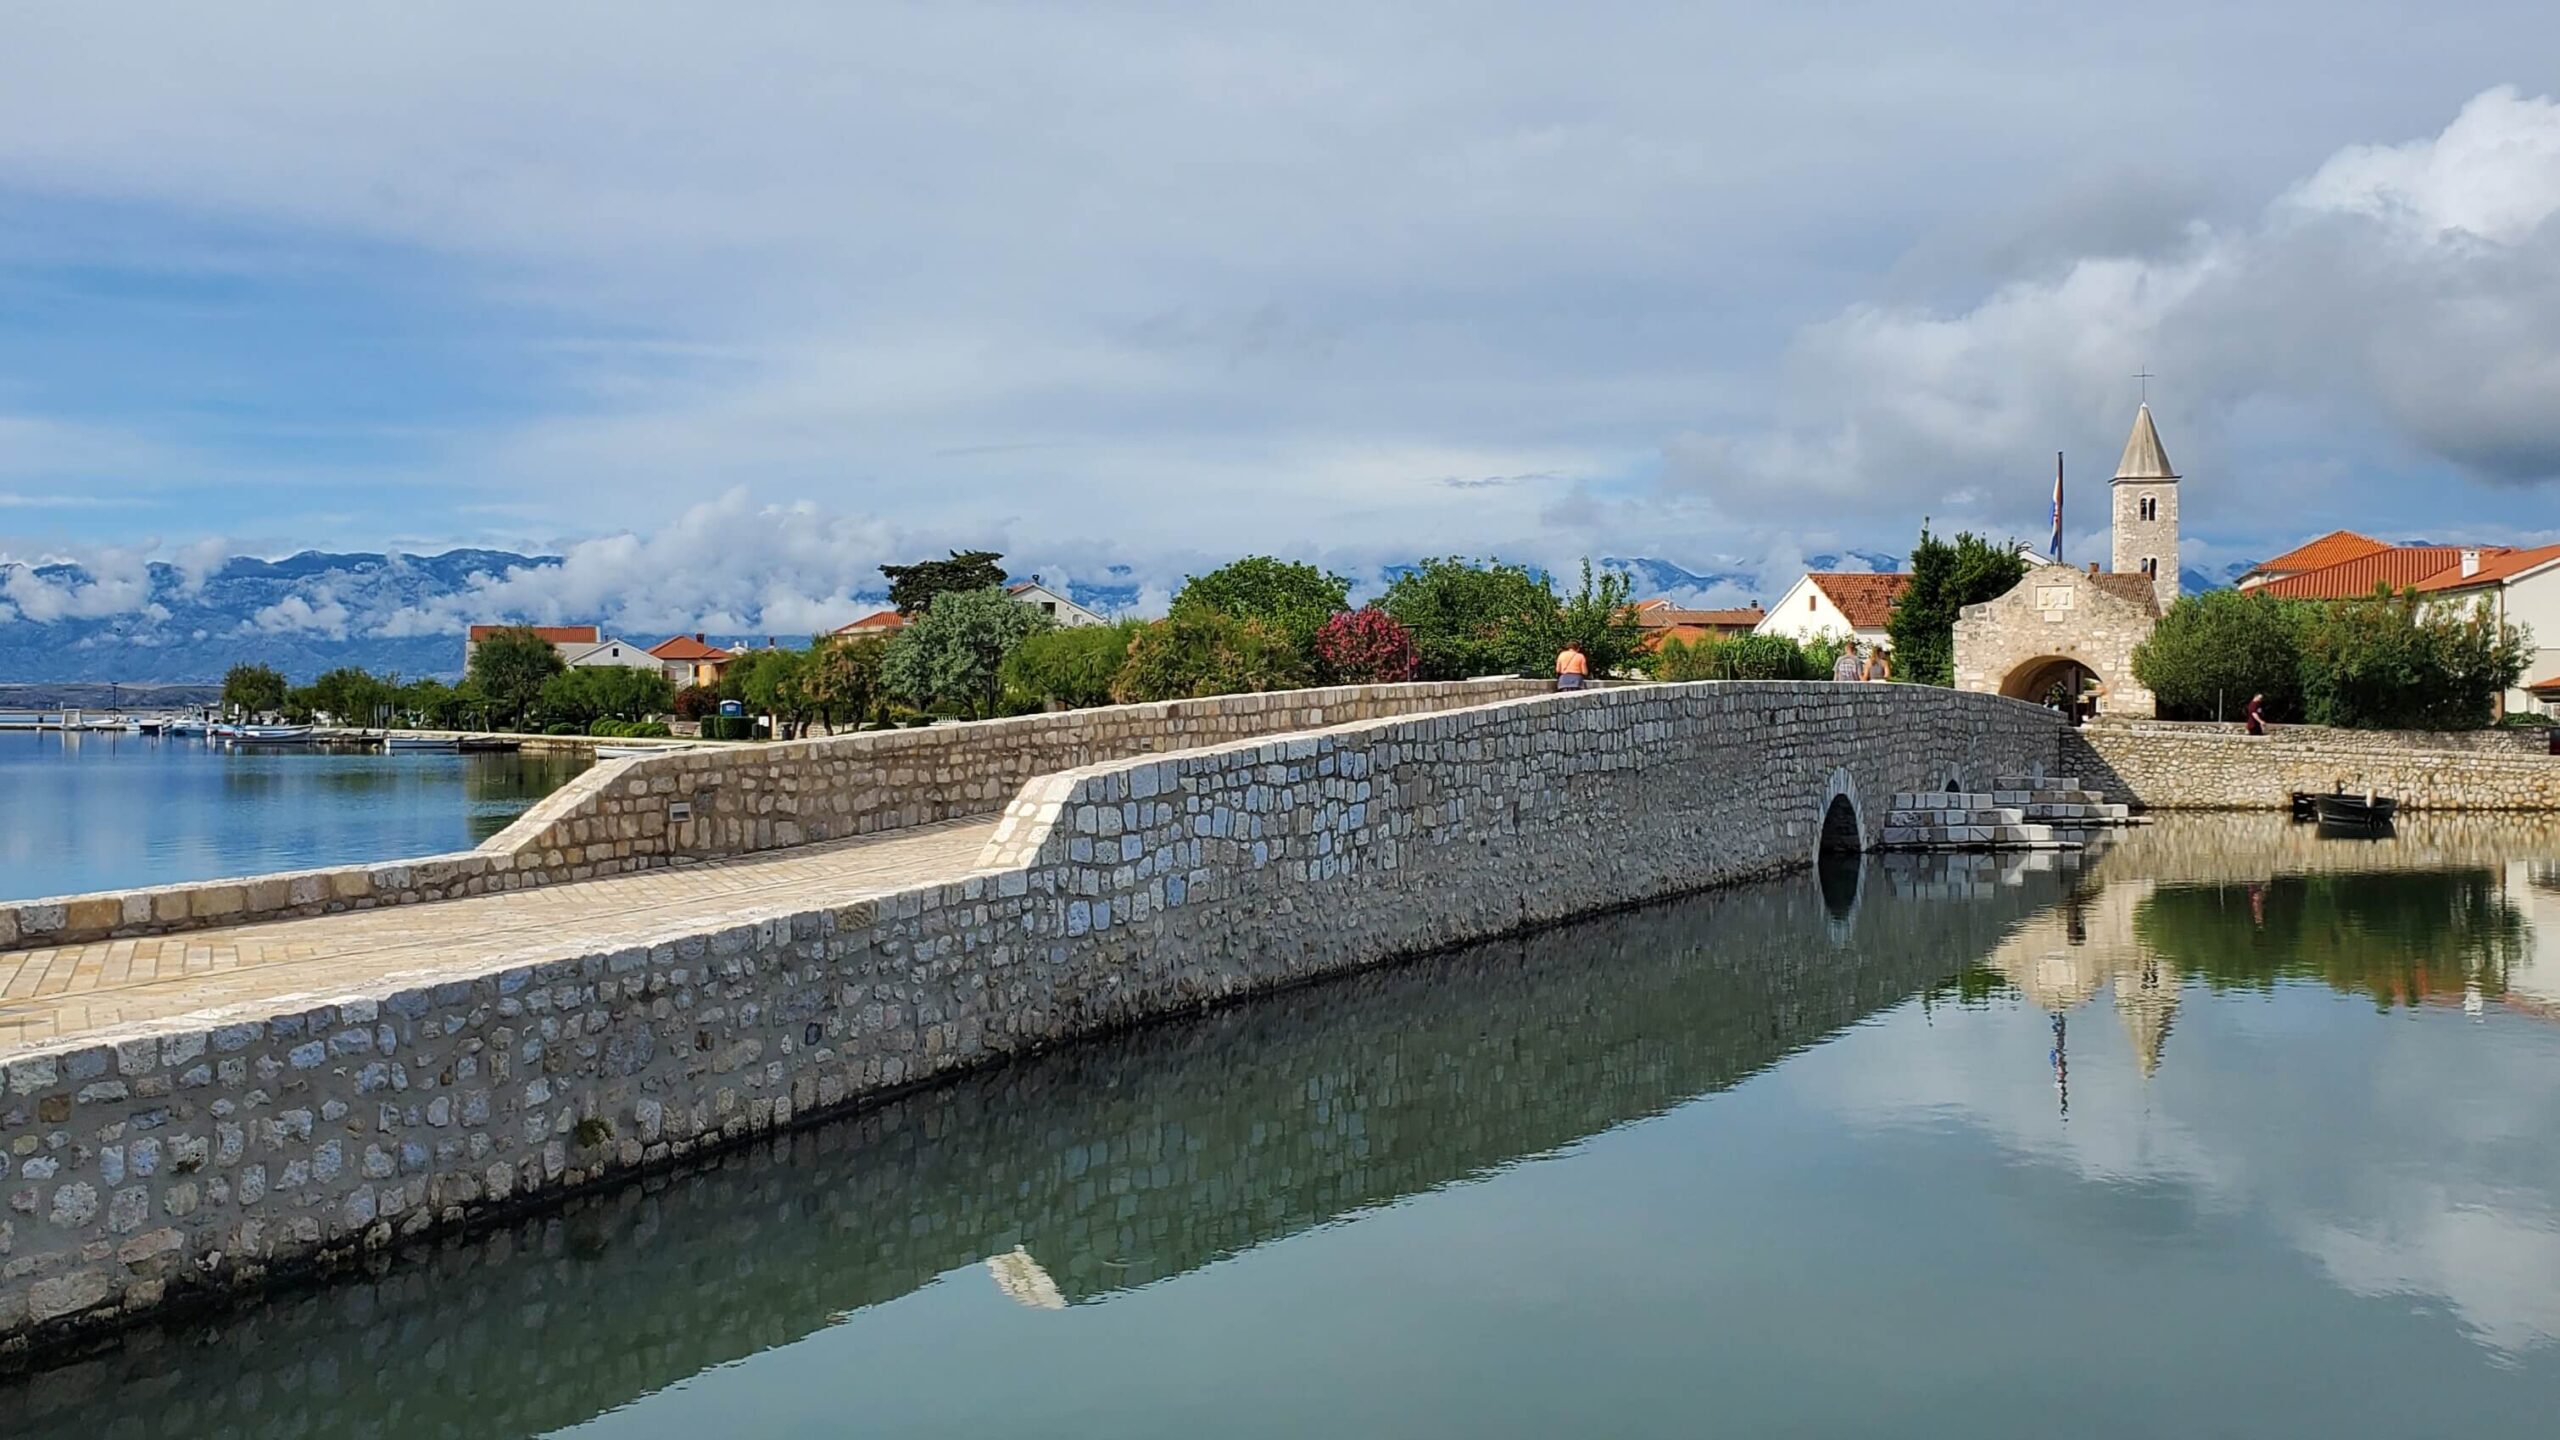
[1877, 779, 2137, 852]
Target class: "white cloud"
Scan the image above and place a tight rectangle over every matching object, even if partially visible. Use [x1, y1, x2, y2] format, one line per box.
[1661, 86, 2560, 542]
[0, 544, 155, 621]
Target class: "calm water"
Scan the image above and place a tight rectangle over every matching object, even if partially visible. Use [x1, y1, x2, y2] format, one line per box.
[0, 730, 590, 901]
[12, 815, 2560, 1437]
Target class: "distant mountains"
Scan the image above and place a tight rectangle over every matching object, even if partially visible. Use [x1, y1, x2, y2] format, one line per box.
[0, 545, 2241, 684]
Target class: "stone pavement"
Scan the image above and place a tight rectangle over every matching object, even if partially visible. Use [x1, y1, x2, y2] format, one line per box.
[0, 817, 1001, 1059]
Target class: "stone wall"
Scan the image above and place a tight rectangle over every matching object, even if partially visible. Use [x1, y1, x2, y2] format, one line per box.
[1, 679, 1549, 950]
[0, 682, 2064, 1353]
[2067, 717, 2560, 809]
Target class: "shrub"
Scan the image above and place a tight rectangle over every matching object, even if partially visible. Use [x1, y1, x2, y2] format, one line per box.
[1650, 633, 1819, 681]
[1002, 622, 1142, 708]
[1377, 557, 1555, 680]
[2133, 589, 2314, 721]
[697, 715, 761, 741]
[1113, 613, 1313, 702]
[1527, 560, 1648, 678]
[1314, 608, 1419, 684]
[672, 684, 721, 721]
[2299, 587, 2530, 730]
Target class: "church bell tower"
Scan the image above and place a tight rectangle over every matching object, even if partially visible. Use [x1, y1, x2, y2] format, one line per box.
[2110, 402, 2180, 612]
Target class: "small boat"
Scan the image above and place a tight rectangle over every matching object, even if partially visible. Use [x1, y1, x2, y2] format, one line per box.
[595, 743, 694, 760]
[2311, 791, 2397, 827]
[456, 736, 522, 753]
[164, 719, 209, 737]
[79, 716, 141, 732]
[229, 724, 314, 744]
[383, 734, 461, 752]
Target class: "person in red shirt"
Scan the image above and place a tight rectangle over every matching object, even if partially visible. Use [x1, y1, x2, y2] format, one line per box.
[2244, 693, 2267, 735]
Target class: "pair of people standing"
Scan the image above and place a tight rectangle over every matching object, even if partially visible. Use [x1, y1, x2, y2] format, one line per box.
[1830, 643, 1891, 683]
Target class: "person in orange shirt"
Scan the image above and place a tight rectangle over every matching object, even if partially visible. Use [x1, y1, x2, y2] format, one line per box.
[1555, 641, 1589, 691]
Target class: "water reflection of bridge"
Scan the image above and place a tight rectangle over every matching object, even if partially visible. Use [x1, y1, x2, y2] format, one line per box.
[5, 855, 2078, 1440]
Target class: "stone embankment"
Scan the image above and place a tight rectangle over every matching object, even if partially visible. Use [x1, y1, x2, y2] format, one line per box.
[2067, 717, 2560, 810]
[0, 681, 2065, 1353]
[1, 680, 1550, 950]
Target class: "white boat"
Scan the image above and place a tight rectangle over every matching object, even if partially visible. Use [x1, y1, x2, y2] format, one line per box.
[79, 716, 142, 732]
[595, 743, 695, 759]
[230, 724, 314, 744]
[163, 719, 210, 737]
[384, 734, 461, 752]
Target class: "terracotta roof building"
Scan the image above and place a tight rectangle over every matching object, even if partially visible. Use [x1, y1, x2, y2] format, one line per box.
[648, 633, 735, 688]
[833, 609, 909, 637]
[2235, 530, 2391, 590]
[1754, 572, 1912, 648]
[2251, 545, 2486, 600]
[1632, 598, 1767, 646]
[462, 623, 603, 671]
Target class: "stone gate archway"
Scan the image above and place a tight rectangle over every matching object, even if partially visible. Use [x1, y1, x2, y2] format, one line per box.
[1999, 655, 2102, 713]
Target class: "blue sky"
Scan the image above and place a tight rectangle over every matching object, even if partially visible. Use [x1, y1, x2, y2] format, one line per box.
[5, 3, 2560, 627]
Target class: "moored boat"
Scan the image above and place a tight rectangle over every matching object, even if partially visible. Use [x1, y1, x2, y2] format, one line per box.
[229, 724, 314, 744]
[595, 742, 695, 759]
[2311, 791, 2396, 827]
[383, 734, 461, 752]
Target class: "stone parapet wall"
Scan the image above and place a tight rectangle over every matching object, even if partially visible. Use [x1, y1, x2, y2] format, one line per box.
[0, 680, 1550, 951]
[0, 682, 2062, 1352]
[2067, 718, 2560, 809]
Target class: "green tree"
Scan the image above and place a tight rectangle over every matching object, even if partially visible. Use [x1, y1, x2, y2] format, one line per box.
[466, 626, 567, 730]
[396, 677, 466, 729]
[1169, 555, 1351, 654]
[1003, 622, 1143, 709]
[1377, 557, 1556, 679]
[1112, 612, 1312, 702]
[1887, 527, 2029, 687]
[1530, 559, 1646, 677]
[881, 585, 1053, 717]
[722, 647, 812, 734]
[220, 662, 289, 719]
[539, 666, 675, 729]
[2299, 587, 2530, 730]
[802, 633, 891, 730]
[2132, 590, 2314, 721]
[306, 667, 395, 727]
[880, 549, 1008, 616]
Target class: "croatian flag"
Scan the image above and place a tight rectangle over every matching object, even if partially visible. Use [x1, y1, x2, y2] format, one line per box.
[2049, 452, 2064, 562]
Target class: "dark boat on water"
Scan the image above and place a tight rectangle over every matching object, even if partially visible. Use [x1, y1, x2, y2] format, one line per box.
[2310, 791, 2397, 828]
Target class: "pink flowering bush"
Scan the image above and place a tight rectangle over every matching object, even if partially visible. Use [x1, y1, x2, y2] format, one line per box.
[1314, 607, 1420, 684]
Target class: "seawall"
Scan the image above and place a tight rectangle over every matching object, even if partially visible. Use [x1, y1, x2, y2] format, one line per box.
[2068, 717, 2560, 810]
[0, 682, 2065, 1354]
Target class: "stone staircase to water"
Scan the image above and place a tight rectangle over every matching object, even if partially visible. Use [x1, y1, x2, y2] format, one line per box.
[1878, 775, 2138, 852]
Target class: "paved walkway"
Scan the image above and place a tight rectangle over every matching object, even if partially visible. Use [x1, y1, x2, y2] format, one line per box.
[0, 817, 1001, 1058]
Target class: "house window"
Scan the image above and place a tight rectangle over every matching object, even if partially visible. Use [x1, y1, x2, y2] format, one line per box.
[1042, 601, 1056, 614]
[1808, 594, 1817, 611]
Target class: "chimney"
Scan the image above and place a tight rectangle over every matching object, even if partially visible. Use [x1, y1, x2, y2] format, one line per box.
[694, 632, 705, 643]
[2461, 549, 2483, 578]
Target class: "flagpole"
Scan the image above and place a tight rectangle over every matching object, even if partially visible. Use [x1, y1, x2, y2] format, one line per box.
[2051, 450, 2064, 564]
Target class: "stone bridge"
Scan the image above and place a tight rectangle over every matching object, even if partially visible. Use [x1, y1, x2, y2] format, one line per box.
[0, 681, 2068, 1353]
[2, 857, 2078, 1436]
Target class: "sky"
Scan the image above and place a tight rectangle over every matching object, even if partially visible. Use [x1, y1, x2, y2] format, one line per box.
[5, 2, 2560, 626]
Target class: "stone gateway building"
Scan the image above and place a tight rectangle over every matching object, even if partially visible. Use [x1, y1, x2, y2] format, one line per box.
[1953, 403, 2182, 716]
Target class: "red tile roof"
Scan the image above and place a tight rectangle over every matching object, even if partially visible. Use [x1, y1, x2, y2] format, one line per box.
[1808, 573, 1912, 630]
[1632, 599, 1766, 630]
[2243, 530, 2389, 579]
[834, 609, 908, 634]
[648, 634, 733, 660]
[2410, 543, 2560, 593]
[2085, 572, 2165, 614]
[466, 624, 599, 645]
[2252, 547, 2478, 600]
[2525, 675, 2560, 694]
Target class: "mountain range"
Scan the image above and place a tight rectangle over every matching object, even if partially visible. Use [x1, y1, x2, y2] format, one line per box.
[0, 547, 2243, 684]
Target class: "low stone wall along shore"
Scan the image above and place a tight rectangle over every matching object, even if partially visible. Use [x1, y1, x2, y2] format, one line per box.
[1, 680, 1551, 951]
[0, 682, 2063, 1353]
[2067, 717, 2560, 809]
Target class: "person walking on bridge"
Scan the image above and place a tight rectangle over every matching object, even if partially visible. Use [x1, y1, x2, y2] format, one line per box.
[1832, 643, 1864, 683]
[1863, 646, 1893, 683]
[1554, 641, 1589, 691]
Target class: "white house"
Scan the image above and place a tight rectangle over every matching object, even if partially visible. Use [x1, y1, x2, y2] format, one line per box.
[1753, 572, 1911, 652]
[561, 637, 666, 673]
[1006, 579, 1107, 627]
[463, 623, 599, 671]
[2413, 544, 2560, 716]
